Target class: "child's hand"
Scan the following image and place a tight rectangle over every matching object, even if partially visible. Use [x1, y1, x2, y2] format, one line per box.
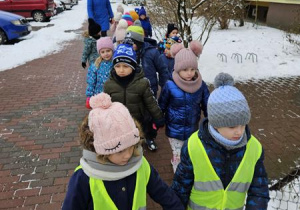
[110, 18, 115, 24]
[86, 97, 91, 109]
[153, 118, 165, 131]
[82, 62, 86, 69]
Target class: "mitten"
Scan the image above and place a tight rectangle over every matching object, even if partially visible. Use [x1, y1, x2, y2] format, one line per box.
[153, 118, 165, 130]
[82, 62, 86, 69]
[86, 97, 91, 109]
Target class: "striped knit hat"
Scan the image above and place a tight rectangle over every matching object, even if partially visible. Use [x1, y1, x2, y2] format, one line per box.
[208, 73, 251, 128]
[122, 12, 133, 26]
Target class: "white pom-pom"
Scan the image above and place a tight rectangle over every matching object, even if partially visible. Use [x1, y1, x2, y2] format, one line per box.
[213, 72, 234, 88]
[117, 19, 128, 30]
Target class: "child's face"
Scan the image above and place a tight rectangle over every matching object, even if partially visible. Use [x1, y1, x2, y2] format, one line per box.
[100, 48, 113, 61]
[216, 125, 246, 141]
[108, 146, 134, 165]
[115, 63, 133, 77]
[164, 48, 171, 57]
[140, 15, 146, 20]
[178, 68, 196, 81]
[169, 29, 178, 38]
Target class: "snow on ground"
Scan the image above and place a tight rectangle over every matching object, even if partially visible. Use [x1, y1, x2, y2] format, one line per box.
[0, 0, 300, 84]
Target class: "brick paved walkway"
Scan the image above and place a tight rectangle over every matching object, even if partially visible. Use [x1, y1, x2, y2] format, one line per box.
[0, 32, 299, 209]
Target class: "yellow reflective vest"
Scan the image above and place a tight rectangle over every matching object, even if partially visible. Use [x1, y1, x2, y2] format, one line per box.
[187, 132, 262, 210]
[74, 157, 151, 210]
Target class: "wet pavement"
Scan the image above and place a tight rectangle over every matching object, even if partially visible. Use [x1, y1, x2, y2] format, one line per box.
[0, 32, 299, 209]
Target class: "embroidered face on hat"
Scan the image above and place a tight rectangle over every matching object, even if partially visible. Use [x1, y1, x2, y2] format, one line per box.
[125, 20, 144, 43]
[208, 73, 251, 128]
[113, 44, 137, 70]
[88, 93, 140, 155]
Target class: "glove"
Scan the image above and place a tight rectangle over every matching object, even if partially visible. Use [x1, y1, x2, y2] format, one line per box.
[82, 62, 86, 69]
[153, 118, 165, 131]
[86, 97, 91, 109]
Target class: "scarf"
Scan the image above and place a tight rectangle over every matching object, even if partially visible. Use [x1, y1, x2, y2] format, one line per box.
[80, 146, 143, 181]
[208, 124, 247, 150]
[172, 70, 202, 93]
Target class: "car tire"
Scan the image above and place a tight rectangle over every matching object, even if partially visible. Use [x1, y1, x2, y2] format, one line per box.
[33, 11, 46, 22]
[0, 29, 7, 45]
[61, 2, 66, 10]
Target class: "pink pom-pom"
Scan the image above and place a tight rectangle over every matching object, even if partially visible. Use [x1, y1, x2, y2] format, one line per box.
[170, 43, 184, 57]
[189, 40, 203, 57]
[90, 93, 112, 109]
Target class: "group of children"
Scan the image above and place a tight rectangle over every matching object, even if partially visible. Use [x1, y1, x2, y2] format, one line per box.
[64, 4, 270, 209]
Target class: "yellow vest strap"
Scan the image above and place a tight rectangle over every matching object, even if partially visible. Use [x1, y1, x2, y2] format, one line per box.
[227, 182, 251, 192]
[194, 180, 223, 191]
[189, 199, 244, 210]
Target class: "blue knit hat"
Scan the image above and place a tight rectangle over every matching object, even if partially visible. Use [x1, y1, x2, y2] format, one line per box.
[138, 6, 146, 16]
[113, 44, 137, 70]
[208, 73, 251, 128]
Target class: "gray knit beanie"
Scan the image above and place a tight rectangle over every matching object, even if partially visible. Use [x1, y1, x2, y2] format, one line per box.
[208, 73, 251, 128]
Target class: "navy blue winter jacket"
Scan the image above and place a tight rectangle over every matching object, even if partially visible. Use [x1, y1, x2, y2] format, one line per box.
[140, 17, 152, 37]
[158, 80, 209, 141]
[140, 38, 169, 95]
[63, 164, 184, 210]
[158, 53, 174, 80]
[171, 118, 270, 209]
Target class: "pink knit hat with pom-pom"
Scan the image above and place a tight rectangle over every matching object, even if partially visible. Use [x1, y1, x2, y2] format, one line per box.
[88, 93, 140, 155]
[171, 40, 203, 72]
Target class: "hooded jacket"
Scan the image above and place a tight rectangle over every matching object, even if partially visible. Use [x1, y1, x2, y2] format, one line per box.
[140, 38, 169, 95]
[103, 67, 163, 123]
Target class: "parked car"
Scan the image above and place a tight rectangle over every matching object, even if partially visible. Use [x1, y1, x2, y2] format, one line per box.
[59, 0, 72, 10]
[71, 0, 78, 5]
[54, 0, 64, 15]
[0, 0, 54, 22]
[0, 10, 31, 44]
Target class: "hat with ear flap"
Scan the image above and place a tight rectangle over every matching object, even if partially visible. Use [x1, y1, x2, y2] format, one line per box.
[171, 40, 203, 73]
[88, 93, 140, 155]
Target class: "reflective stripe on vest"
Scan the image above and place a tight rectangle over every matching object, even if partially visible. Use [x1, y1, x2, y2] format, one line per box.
[74, 156, 151, 210]
[187, 131, 262, 210]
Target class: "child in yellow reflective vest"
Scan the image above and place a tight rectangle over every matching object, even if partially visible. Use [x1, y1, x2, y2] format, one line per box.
[62, 92, 184, 210]
[171, 73, 270, 209]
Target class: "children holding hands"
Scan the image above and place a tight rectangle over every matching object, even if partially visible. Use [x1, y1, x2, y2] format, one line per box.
[63, 93, 184, 209]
